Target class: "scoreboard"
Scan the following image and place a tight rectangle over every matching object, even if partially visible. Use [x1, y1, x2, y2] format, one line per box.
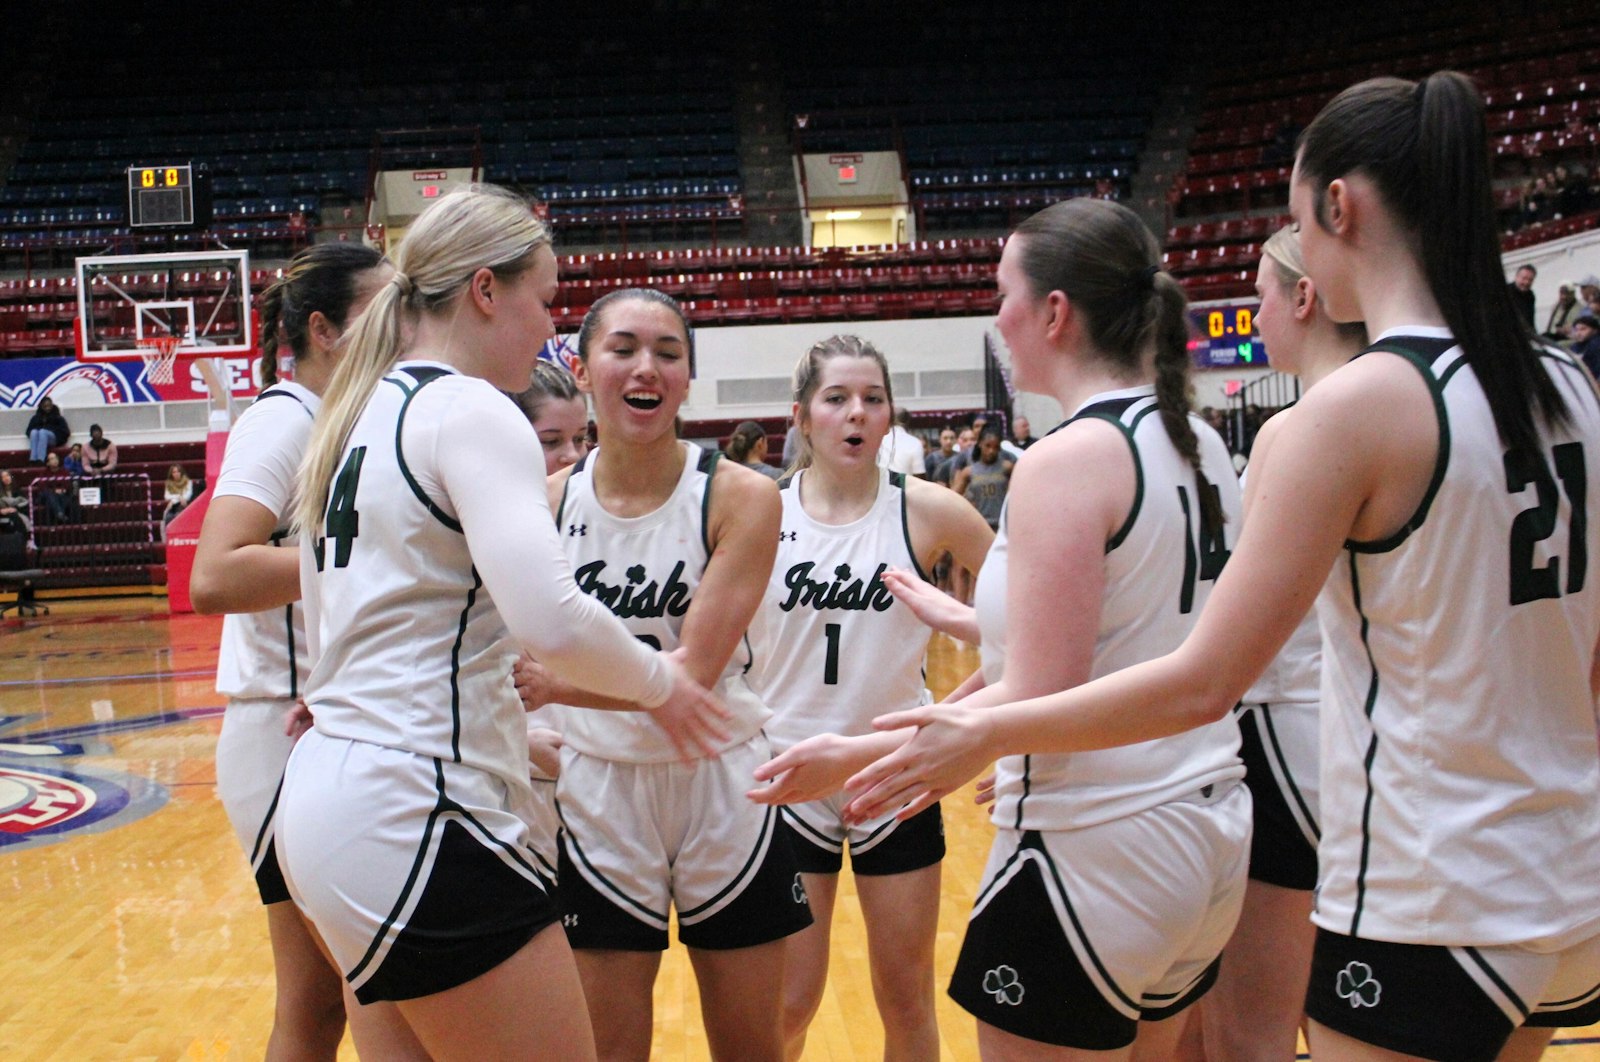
[1188, 299, 1270, 369]
[126, 163, 213, 229]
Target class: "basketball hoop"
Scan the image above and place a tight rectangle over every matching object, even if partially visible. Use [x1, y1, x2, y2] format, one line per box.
[138, 334, 183, 385]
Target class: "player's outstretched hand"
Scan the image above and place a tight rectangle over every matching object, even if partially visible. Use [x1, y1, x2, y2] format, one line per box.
[974, 772, 998, 806]
[748, 732, 880, 806]
[513, 653, 555, 712]
[526, 725, 563, 780]
[650, 648, 731, 761]
[842, 703, 995, 823]
[882, 568, 980, 643]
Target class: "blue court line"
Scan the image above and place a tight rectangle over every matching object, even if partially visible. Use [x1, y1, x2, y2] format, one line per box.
[12, 705, 224, 745]
[0, 667, 217, 689]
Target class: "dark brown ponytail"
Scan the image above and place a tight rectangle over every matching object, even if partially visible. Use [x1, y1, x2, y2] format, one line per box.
[1014, 198, 1222, 536]
[1297, 71, 1566, 459]
[256, 243, 386, 390]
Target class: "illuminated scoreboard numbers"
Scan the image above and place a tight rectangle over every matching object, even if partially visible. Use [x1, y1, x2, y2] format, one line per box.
[1206, 307, 1255, 338]
[127, 163, 211, 229]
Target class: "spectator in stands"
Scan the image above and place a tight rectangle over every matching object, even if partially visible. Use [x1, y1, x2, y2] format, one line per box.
[1010, 415, 1035, 450]
[1581, 275, 1600, 311]
[1545, 283, 1583, 341]
[726, 420, 783, 480]
[1570, 314, 1600, 378]
[162, 464, 194, 527]
[63, 442, 85, 477]
[878, 407, 926, 477]
[25, 396, 68, 463]
[924, 426, 956, 478]
[83, 424, 117, 475]
[1508, 264, 1537, 330]
[1517, 177, 1553, 230]
[0, 470, 30, 534]
[36, 452, 76, 524]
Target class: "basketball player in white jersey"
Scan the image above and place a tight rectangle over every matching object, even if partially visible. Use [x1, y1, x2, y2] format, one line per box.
[743, 334, 993, 1061]
[191, 242, 389, 1061]
[277, 187, 726, 1061]
[843, 73, 1600, 1062]
[508, 359, 590, 888]
[521, 287, 810, 1062]
[1179, 227, 1368, 1062]
[761, 198, 1252, 1059]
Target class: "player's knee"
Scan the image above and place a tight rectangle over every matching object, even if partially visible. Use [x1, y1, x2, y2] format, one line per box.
[870, 959, 936, 1027]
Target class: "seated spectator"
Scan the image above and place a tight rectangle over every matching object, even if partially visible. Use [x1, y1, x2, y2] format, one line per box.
[25, 397, 69, 463]
[83, 424, 117, 475]
[36, 452, 77, 525]
[1570, 314, 1600, 379]
[1581, 276, 1600, 315]
[924, 426, 956, 478]
[1545, 283, 1583, 341]
[0, 470, 30, 534]
[1507, 264, 1536, 330]
[1010, 415, 1035, 451]
[63, 443, 86, 477]
[724, 421, 783, 480]
[877, 407, 926, 477]
[162, 464, 195, 526]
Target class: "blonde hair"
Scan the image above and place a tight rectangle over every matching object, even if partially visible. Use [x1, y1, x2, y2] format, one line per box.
[294, 185, 550, 533]
[1260, 225, 1307, 287]
[788, 334, 893, 474]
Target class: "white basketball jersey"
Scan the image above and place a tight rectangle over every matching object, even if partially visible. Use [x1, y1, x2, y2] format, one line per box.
[552, 442, 770, 763]
[300, 364, 526, 794]
[215, 382, 318, 701]
[977, 385, 1246, 830]
[1314, 330, 1600, 948]
[751, 468, 932, 750]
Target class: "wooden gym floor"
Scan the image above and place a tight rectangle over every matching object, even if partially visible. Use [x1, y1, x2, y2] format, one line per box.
[1, 598, 1597, 1061]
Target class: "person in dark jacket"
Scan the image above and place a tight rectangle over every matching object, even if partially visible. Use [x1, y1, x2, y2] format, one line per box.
[25, 396, 69, 462]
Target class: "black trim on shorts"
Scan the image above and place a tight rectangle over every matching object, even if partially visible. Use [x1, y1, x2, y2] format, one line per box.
[1237, 707, 1318, 890]
[351, 758, 556, 1003]
[557, 834, 670, 951]
[1140, 956, 1220, 1021]
[949, 835, 1137, 1050]
[254, 836, 291, 906]
[1527, 977, 1600, 1029]
[678, 816, 812, 951]
[782, 802, 945, 877]
[1306, 929, 1516, 1062]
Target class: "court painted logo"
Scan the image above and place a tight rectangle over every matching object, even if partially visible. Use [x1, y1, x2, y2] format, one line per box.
[983, 965, 1025, 1006]
[1336, 961, 1382, 1008]
[0, 763, 167, 853]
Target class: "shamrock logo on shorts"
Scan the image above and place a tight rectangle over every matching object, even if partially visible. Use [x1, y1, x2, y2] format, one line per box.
[1336, 961, 1382, 1008]
[982, 965, 1025, 1006]
[792, 873, 808, 904]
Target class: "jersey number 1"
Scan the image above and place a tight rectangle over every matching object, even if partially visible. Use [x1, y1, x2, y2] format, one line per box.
[314, 446, 366, 572]
[822, 622, 841, 685]
[1506, 442, 1587, 605]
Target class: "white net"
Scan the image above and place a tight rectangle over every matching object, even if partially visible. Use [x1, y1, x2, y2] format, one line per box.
[138, 335, 181, 385]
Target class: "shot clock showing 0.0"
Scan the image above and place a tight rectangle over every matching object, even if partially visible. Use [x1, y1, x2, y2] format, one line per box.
[134, 167, 185, 189]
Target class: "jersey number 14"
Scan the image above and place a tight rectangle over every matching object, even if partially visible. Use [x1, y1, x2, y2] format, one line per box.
[314, 446, 366, 572]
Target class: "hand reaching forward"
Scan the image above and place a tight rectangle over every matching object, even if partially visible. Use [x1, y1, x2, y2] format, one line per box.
[842, 703, 997, 823]
[882, 568, 981, 644]
[747, 730, 908, 806]
[649, 647, 732, 761]
[526, 725, 563, 780]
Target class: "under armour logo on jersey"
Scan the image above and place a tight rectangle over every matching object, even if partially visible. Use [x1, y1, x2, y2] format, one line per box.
[779, 531, 798, 542]
[792, 873, 808, 904]
[982, 965, 1025, 1006]
[568, 524, 587, 537]
[563, 914, 579, 928]
[1336, 962, 1382, 1008]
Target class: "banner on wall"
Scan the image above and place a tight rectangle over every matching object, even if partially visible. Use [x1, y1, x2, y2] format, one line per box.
[3, 338, 583, 410]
